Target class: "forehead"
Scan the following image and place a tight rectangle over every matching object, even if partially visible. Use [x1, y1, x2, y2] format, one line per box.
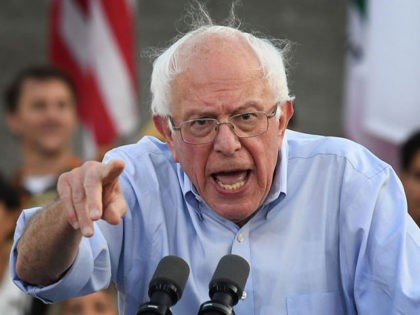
[20, 77, 71, 94]
[17, 78, 75, 107]
[170, 34, 273, 113]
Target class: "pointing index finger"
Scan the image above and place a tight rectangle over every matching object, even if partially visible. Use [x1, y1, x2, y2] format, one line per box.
[85, 159, 125, 221]
[101, 159, 126, 185]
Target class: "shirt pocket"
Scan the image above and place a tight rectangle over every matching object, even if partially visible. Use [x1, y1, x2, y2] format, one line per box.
[286, 291, 345, 315]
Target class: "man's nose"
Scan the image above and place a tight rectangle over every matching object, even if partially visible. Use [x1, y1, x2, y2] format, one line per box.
[45, 103, 64, 117]
[213, 122, 241, 155]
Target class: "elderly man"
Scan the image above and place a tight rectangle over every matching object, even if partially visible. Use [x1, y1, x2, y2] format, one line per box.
[11, 16, 420, 315]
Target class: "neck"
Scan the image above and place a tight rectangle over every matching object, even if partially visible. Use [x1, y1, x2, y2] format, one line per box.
[20, 146, 75, 177]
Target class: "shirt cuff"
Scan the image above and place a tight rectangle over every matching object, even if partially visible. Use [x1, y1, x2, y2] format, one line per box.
[10, 208, 108, 303]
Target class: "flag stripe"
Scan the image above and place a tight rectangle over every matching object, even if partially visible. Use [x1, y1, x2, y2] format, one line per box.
[61, 0, 88, 68]
[49, 0, 139, 148]
[100, 0, 137, 85]
[51, 5, 117, 144]
[50, 0, 116, 145]
[74, 0, 89, 16]
[90, 1, 138, 135]
[83, 72, 117, 145]
[49, 2, 86, 112]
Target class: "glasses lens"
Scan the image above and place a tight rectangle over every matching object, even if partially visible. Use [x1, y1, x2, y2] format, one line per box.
[177, 109, 272, 144]
[231, 112, 268, 137]
[181, 118, 217, 144]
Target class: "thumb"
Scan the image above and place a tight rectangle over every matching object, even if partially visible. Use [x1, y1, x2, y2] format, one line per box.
[101, 159, 125, 185]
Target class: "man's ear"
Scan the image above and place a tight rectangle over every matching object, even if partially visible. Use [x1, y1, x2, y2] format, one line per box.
[152, 115, 178, 161]
[153, 115, 173, 141]
[278, 100, 294, 136]
[6, 113, 21, 136]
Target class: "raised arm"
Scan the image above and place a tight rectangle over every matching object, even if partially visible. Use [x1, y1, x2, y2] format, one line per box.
[15, 159, 127, 285]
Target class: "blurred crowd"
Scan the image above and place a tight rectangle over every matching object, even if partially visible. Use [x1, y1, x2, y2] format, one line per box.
[0, 65, 118, 315]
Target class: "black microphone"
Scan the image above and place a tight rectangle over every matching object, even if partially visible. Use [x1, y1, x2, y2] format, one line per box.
[198, 254, 250, 315]
[137, 255, 190, 315]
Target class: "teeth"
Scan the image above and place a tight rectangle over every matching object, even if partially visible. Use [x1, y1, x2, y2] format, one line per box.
[216, 178, 245, 190]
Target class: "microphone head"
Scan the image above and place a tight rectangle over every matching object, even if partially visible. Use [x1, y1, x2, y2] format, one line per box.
[148, 255, 190, 305]
[209, 254, 250, 305]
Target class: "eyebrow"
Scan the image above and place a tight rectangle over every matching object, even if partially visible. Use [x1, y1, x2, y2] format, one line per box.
[181, 101, 265, 119]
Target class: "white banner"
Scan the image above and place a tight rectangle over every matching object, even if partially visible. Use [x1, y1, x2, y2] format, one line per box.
[364, 0, 420, 143]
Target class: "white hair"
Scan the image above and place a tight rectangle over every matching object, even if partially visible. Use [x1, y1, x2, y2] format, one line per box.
[150, 11, 293, 116]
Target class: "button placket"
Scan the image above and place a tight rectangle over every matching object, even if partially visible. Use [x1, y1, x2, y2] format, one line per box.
[237, 232, 245, 243]
[230, 224, 254, 312]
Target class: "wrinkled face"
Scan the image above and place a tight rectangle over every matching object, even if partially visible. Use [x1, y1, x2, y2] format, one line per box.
[7, 78, 77, 156]
[401, 151, 420, 226]
[60, 291, 117, 315]
[158, 35, 292, 225]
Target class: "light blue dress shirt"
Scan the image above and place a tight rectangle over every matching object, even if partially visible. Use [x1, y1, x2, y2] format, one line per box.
[11, 130, 420, 314]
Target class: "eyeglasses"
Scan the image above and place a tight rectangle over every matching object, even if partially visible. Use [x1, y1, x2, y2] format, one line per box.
[168, 104, 279, 145]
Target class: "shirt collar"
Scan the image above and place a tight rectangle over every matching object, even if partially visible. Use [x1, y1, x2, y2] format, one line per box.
[264, 130, 289, 205]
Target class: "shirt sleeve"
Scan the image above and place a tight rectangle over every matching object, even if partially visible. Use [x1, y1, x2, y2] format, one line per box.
[340, 165, 420, 314]
[9, 207, 112, 303]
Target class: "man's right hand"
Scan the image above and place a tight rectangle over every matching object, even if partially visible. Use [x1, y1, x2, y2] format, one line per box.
[57, 159, 127, 237]
[15, 159, 127, 285]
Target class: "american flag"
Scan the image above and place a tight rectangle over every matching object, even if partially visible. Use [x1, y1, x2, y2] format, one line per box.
[49, 0, 139, 153]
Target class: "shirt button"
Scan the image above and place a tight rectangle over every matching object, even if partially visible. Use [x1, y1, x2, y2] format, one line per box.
[237, 233, 245, 243]
[241, 291, 247, 300]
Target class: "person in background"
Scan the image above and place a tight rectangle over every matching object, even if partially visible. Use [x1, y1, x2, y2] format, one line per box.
[4, 65, 81, 209]
[400, 130, 420, 226]
[4, 65, 81, 315]
[0, 173, 32, 315]
[10, 4, 420, 315]
[55, 286, 117, 315]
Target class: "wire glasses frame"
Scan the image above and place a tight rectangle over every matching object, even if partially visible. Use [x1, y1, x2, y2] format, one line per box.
[168, 104, 280, 145]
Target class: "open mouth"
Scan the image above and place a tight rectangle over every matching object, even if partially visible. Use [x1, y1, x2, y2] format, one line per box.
[212, 170, 250, 191]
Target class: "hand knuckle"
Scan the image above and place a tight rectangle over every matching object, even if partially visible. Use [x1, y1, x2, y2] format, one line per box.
[71, 187, 85, 203]
[83, 176, 97, 190]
